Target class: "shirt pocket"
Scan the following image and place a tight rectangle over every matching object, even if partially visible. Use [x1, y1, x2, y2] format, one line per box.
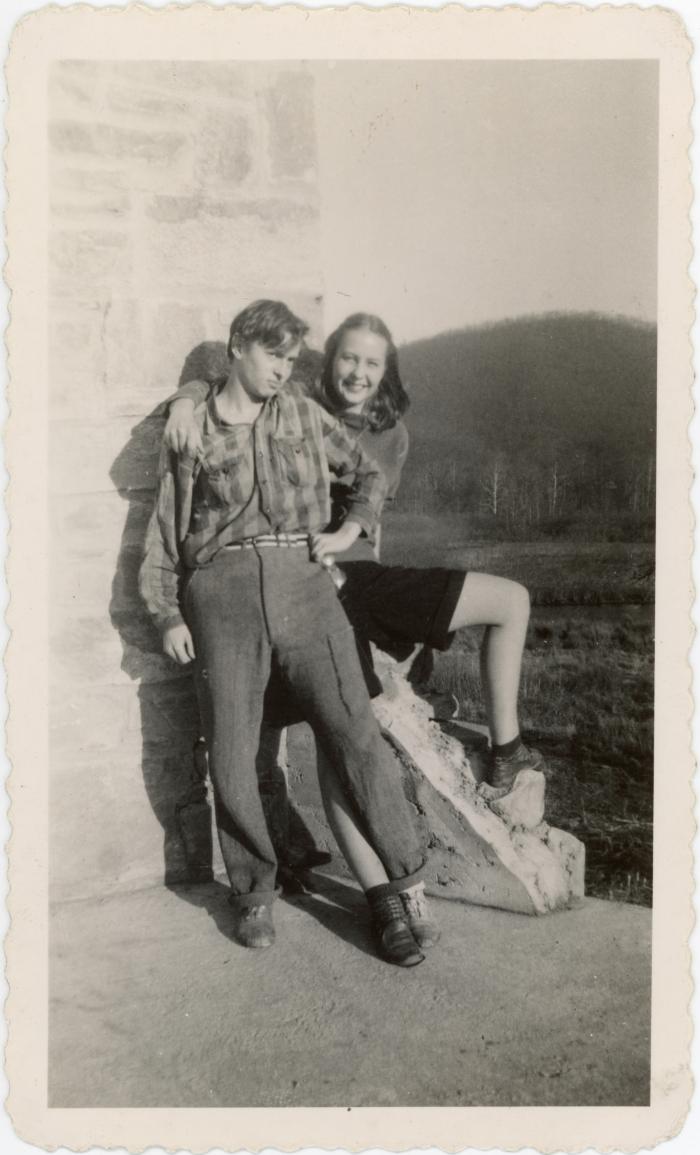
[196, 459, 253, 511]
[275, 436, 314, 487]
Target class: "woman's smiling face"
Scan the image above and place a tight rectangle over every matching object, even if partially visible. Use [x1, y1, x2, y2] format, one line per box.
[332, 327, 389, 413]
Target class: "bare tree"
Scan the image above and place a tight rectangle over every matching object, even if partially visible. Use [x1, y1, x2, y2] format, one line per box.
[480, 454, 506, 517]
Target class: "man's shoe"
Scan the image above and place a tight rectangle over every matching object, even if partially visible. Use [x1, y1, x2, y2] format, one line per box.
[399, 882, 441, 949]
[276, 865, 308, 895]
[369, 892, 425, 968]
[489, 742, 544, 793]
[232, 903, 276, 949]
[286, 846, 333, 870]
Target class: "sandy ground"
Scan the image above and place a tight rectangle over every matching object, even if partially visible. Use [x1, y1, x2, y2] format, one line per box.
[49, 873, 651, 1108]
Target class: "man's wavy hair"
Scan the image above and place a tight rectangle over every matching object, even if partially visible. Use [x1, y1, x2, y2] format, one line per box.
[319, 313, 410, 433]
[227, 299, 308, 359]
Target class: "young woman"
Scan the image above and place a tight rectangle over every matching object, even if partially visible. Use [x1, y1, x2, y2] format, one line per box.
[165, 313, 543, 952]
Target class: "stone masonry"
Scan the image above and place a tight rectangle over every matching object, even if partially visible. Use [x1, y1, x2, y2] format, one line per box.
[49, 61, 324, 901]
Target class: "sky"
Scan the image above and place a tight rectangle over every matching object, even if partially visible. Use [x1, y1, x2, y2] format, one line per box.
[313, 60, 659, 344]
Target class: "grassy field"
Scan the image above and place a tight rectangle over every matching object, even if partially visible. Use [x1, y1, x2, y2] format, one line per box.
[382, 514, 655, 906]
[382, 513, 654, 604]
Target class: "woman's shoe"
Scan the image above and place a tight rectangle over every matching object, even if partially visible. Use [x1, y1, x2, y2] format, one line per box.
[489, 742, 544, 793]
[369, 891, 425, 967]
[399, 882, 441, 949]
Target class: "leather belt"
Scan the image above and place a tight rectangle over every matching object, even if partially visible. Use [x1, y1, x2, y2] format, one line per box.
[223, 533, 310, 551]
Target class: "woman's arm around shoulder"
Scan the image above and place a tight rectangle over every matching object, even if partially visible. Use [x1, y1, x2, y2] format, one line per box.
[163, 378, 212, 455]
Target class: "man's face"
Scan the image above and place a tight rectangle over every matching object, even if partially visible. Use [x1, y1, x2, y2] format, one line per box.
[233, 338, 301, 402]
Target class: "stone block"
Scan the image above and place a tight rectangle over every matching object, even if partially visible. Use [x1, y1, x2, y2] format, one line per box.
[52, 553, 116, 615]
[176, 340, 230, 389]
[112, 61, 254, 104]
[50, 742, 196, 902]
[145, 194, 318, 227]
[104, 82, 194, 124]
[50, 414, 163, 495]
[146, 303, 207, 395]
[50, 420, 109, 495]
[52, 168, 131, 196]
[50, 682, 144, 765]
[50, 229, 132, 296]
[51, 189, 132, 222]
[102, 296, 141, 371]
[98, 298, 165, 418]
[50, 676, 197, 786]
[51, 297, 154, 418]
[51, 491, 149, 556]
[50, 605, 189, 690]
[145, 195, 203, 224]
[371, 649, 585, 915]
[49, 121, 188, 169]
[107, 414, 164, 491]
[265, 72, 317, 181]
[143, 212, 322, 296]
[194, 115, 254, 187]
[50, 305, 106, 418]
[49, 62, 104, 111]
[51, 612, 137, 688]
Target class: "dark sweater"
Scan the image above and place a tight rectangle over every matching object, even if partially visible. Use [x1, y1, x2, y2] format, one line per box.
[328, 413, 409, 562]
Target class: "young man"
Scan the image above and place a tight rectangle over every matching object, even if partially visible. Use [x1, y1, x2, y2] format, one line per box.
[139, 300, 433, 966]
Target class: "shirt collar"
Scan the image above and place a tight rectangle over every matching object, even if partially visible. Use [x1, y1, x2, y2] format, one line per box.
[202, 386, 282, 433]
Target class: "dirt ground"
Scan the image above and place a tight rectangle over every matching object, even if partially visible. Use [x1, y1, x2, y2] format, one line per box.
[49, 873, 651, 1108]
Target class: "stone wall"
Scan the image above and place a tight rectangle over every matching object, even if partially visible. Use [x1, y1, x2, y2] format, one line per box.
[49, 62, 323, 901]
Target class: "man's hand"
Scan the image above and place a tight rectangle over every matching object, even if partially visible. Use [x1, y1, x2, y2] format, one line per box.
[310, 522, 361, 563]
[163, 622, 196, 664]
[164, 398, 202, 456]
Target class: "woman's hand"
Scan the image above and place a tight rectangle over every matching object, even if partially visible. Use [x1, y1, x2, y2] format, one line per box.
[310, 522, 361, 563]
[164, 398, 202, 456]
[163, 622, 196, 664]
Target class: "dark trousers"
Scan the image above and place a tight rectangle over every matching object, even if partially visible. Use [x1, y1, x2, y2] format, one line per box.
[184, 547, 425, 908]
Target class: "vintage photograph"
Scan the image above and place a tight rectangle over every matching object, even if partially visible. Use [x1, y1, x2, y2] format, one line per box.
[3, 5, 694, 1153]
[47, 53, 656, 1105]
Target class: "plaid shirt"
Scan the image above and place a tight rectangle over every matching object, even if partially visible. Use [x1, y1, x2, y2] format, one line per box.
[139, 380, 387, 632]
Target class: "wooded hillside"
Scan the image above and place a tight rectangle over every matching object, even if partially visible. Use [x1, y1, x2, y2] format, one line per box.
[394, 312, 656, 539]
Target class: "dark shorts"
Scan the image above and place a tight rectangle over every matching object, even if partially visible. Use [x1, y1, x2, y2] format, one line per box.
[264, 561, 466, 727]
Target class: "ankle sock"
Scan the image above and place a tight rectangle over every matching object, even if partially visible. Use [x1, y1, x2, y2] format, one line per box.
[492, 734, 522, 759]
[365, 883, 394, 907]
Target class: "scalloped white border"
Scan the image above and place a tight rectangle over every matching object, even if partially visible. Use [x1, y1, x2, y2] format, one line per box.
[2, 2, 695, 1153]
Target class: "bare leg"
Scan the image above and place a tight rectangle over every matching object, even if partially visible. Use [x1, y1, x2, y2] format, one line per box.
[447, 572, 530, 746]
[315, 745, 390, 891]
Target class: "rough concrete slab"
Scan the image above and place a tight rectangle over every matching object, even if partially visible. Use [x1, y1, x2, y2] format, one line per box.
[49, 879, 650, 1108]
[285, 652, 585, 915]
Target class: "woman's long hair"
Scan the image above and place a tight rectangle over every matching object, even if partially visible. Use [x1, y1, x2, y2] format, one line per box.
[319, 313, 410, 432]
